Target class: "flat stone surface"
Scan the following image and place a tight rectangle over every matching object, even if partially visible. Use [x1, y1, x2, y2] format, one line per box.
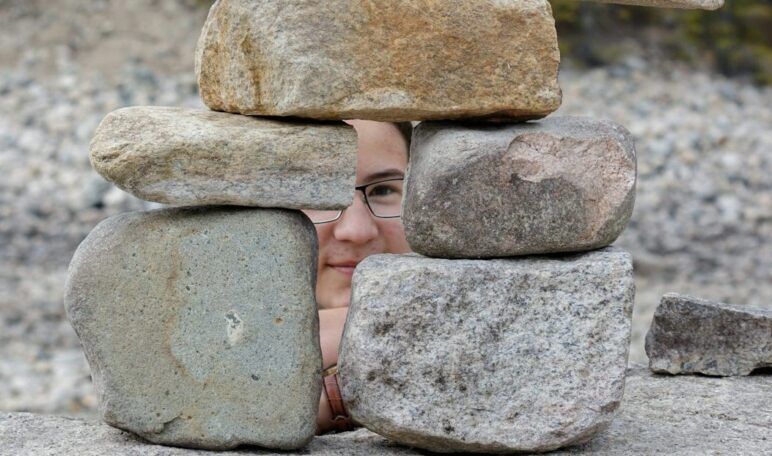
[0, 412, 417, 456]
[646, 293, 772, 376]
[90, 106, 356, 209]
[403, 117, 636, 258]
[64, 207, 321, 450]
[195, 0, 561, 121]
[339, 248, 634, 453]
[560, 367, 772, 454]
[3, 369, 770, 454]
[584, 0, 723, 10]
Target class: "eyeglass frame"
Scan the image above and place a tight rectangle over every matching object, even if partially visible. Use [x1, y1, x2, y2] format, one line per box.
[310, 177, 404, 224]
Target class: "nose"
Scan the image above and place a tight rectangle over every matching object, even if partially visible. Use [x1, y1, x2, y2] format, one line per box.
[332, 193, 379, 244]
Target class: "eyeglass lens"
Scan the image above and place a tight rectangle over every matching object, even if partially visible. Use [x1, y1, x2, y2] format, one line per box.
[363, 179, 402, 218]
[304, 178, 403, 224]
[305, 210, 341, 224]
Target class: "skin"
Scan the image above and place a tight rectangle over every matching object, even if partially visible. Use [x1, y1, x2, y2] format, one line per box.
[307, 120, 411, 434]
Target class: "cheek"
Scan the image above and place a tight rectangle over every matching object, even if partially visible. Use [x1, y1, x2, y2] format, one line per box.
[378, 220, 412, 254]
[314, 223, 334, 263]
[312, 223, 342, 309]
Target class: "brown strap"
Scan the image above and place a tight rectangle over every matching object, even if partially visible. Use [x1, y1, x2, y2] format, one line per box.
[322, 365, 355, 432]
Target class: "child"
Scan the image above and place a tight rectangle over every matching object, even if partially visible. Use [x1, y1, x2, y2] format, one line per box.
[304, 120, 412, 433]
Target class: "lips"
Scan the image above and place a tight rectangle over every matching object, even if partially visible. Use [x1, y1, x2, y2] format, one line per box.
[328, 261, 360, 277]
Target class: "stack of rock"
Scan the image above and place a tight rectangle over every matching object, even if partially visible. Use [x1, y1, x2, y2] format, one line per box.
[66, 110, 356, 448]
[339, 117, 637, 453]
[64, 0, 724, 453]
[333, 79, 641, 450]
[65, 1, 368, 448]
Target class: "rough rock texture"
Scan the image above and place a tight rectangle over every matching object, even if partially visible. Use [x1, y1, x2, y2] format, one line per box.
[90, 106, 356, 209]
[339, 248, 635, 453]
[646, 293, 772, 376]
[3, 1, 770, 418]
[195, 0, 561, 121]
[0, 412, 419, 456]
[562, 367, 772, 454]
[64, 207, 321, 450]
[3, 369, 770, 455]
[403, 117, 636, 258]
[585, 0, 724, 10]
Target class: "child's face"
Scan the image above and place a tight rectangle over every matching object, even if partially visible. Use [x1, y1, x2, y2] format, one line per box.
[310, 120, 411, 309]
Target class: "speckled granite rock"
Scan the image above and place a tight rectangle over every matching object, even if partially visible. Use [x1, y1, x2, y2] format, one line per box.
[646, 293, 772, 376]
[403, 117, 636, 258]
[195, 0, 561, 121]
[4, 369, 770, 454]
[90, 107, 356, 209]
[64, 207, 321, 450]
[339, 248, 635, 453]
[584, 0, 723, 10]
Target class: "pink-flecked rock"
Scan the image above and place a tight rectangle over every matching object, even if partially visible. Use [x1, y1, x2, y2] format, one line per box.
[403, 116, 637, 258]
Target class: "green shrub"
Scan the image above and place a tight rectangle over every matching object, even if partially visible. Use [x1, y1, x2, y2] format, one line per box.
[550, 0, 771, 84]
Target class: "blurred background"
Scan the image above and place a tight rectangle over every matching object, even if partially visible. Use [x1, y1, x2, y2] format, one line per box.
[0, 0, 770, 418]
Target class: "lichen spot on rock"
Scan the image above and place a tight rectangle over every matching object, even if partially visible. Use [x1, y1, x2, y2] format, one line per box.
[224, 310, 244, 347]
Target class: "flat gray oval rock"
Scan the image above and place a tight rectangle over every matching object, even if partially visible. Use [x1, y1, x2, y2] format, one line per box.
[339, 248, 634, 453]
[64, 207, 321, 450]
[403, 117, 637, 258]
[583, 0, 723, 10]
[90, 106, 356, 209]
[195, 0, 561, 121]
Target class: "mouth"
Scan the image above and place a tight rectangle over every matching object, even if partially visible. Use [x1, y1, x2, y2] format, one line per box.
[328, 261, 360, 277]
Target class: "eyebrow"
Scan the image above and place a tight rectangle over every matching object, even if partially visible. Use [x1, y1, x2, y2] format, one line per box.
[361, 168, 404, 183]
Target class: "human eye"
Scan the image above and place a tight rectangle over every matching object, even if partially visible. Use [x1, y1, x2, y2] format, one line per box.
[366, 181, 403, 200]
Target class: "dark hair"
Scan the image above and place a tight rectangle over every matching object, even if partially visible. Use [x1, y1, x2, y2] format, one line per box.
[394, 121, 413, 152]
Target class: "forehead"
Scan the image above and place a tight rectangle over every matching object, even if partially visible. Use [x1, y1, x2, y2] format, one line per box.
[350, 120, 408, 182]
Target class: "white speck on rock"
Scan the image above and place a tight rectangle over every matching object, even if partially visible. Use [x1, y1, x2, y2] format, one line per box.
[225, 310, 244, 347]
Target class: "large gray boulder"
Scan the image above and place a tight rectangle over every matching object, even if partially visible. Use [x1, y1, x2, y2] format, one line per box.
[646, 293, 772, 376]
[4, 369, 770, 454]
[339, 248, 635, 453]
[403, 117, 636, 258]
[64, 207, 321, 450]
[90, 106, 356, 209]
[195, 0, 561, 121]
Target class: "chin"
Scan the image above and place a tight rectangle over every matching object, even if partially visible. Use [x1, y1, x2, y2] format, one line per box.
[332, 282, 352, 308]
[334, 292, 351, 309]
[316, 286, 351, 310]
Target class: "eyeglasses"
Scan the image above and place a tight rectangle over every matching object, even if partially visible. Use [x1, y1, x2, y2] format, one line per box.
[305, 178, 404, 224]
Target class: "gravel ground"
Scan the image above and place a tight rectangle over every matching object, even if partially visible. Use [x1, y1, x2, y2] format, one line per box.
[1, 0, 770, 418]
